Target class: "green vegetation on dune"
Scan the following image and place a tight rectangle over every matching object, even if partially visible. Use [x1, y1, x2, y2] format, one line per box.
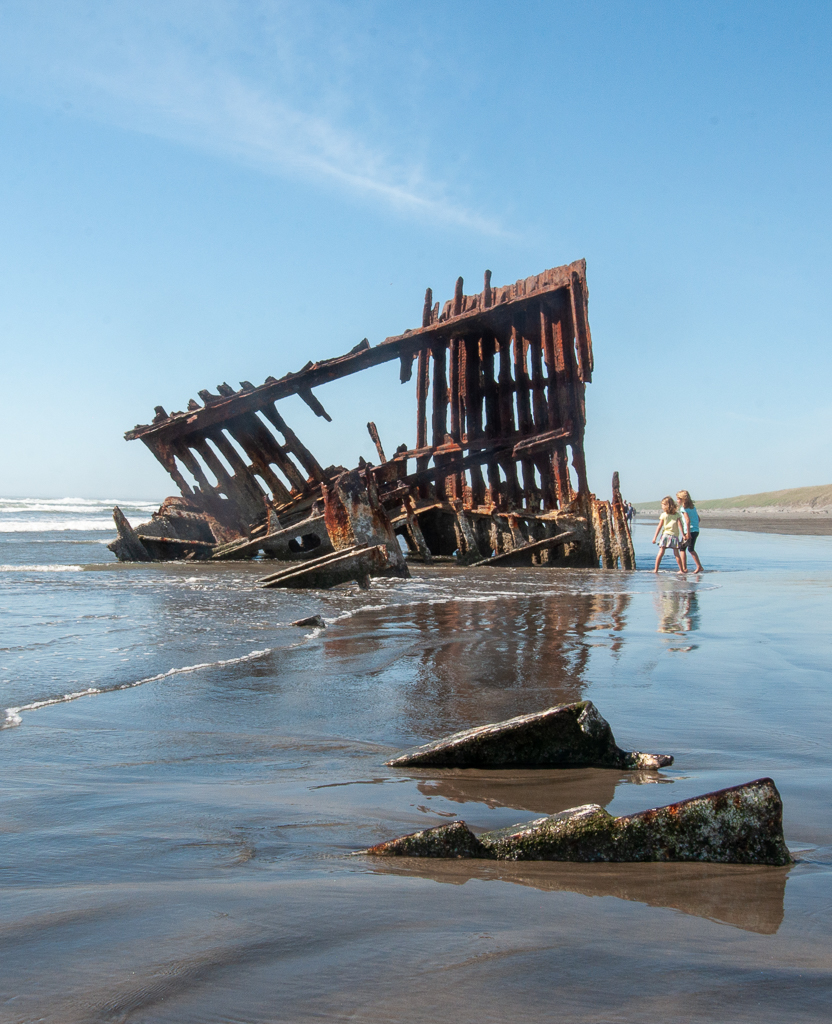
[635, 484, 832, 511]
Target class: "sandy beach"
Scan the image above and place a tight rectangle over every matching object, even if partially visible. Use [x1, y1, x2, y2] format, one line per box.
[636, 509, 832, 536]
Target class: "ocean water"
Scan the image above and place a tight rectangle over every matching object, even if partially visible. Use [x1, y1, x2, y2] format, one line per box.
[1, 499, 831, 1022]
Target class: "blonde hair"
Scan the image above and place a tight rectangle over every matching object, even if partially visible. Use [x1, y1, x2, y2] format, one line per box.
[661, 495, 678, 513]
[676, 490, 695, 509]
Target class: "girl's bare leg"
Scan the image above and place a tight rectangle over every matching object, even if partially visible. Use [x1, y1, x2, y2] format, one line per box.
[653, 547, 664, 572]
[674, 547, 685, 572]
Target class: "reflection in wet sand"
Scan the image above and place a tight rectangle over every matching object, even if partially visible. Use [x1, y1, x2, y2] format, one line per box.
[322, 590, 633, 740]
[413, 767, 672, 817]
[368, 858, 789, 935]
[654, 581, 701, 635]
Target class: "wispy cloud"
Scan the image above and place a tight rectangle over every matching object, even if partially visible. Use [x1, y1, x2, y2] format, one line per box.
[86, 64, 502, 233]
[0, 2, 504, 234]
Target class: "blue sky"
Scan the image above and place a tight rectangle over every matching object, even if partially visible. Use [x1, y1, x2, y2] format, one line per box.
[0, 0, 830, 502]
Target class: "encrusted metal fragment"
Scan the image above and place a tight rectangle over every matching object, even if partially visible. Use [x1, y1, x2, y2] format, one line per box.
[385, 701, 673, 770]
[359, 779, 792, 866]
[290, 615, 326, 628]
[108, 507, 150, 562]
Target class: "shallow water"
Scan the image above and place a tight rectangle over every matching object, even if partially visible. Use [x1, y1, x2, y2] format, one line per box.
[1, 511, 831, 1022]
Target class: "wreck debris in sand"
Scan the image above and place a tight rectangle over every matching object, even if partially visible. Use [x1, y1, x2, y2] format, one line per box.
[111, 259, 636, 583]
[358, 779, 792, 866]
[385, 701, 673, 771]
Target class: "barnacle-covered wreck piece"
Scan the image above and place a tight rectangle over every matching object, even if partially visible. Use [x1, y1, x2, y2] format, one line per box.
[111, 260, 635, 584]
[359, 778, 792, 866]
[385, 701, 673, 770]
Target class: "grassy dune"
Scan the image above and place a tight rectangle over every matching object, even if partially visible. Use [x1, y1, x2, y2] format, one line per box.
[636, 484, 832, 511]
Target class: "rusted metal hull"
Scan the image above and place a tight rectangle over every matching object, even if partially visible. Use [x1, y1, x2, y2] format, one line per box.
[111, 260, 636, 580]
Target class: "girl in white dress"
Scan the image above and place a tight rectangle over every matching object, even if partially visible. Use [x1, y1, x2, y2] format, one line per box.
[651, 496, 686, 573]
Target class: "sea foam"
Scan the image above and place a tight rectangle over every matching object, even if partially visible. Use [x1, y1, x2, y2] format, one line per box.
[0, 644, 301, 729]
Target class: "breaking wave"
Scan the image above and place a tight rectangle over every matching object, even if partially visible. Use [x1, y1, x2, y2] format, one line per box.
[0, 497, 160, 533]
[0, 564, 85, 572]
[0, 520, 121, 533]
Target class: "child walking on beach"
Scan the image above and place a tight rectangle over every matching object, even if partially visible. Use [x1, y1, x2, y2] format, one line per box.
[676, 490, 704, 573]
[652, 496, 686, 573]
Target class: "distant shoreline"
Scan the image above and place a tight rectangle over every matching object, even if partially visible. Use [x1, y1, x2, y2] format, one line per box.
[635, 509, 832, 536]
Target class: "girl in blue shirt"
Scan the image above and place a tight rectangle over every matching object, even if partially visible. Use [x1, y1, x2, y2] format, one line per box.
[677, 490, 704, 573]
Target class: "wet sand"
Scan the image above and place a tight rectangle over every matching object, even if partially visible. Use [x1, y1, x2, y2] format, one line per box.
[1, 524, 831, 1022]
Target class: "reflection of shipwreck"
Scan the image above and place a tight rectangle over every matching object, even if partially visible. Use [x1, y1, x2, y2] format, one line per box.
[110, 259, 635, 584]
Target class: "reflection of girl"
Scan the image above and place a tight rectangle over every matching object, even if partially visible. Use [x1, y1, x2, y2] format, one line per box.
[656, 590, 696, 632]
[651, 496, 686, 573]
[676, 490, 704, 573]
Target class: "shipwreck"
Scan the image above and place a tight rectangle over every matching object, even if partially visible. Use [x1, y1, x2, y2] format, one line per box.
[110, 259, 635, 584]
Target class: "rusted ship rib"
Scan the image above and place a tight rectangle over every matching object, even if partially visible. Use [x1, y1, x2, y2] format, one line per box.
[110, 259, 635, 582]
